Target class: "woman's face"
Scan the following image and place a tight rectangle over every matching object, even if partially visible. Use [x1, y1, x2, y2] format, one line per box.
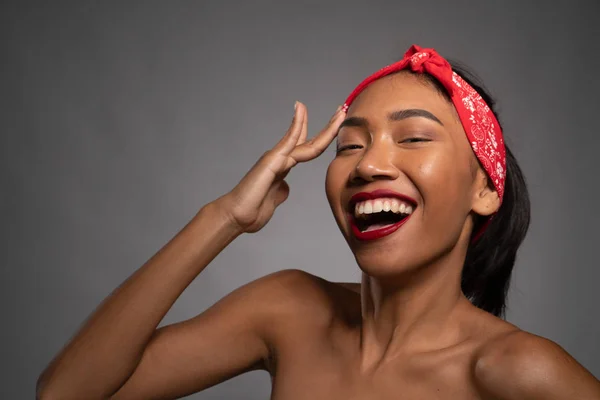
[326, 72, 489, 276]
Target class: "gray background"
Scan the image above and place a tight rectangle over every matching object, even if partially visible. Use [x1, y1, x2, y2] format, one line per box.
[2, 1, 599, 398]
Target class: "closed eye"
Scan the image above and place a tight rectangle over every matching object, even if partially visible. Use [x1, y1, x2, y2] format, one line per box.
[401, 138, 431, 144]
[336, 144, 363, 153]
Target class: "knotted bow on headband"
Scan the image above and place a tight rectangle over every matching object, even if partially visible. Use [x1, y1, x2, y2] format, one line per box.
[342, 45, 506, 239]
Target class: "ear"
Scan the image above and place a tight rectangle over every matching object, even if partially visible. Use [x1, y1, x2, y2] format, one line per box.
[471, 169, 500, 216]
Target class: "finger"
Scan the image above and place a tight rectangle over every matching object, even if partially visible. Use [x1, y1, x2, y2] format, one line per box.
[297, 103, 308, 145]
[273, 101, 305, 154]
[291, 107, 345, 163]
[329, 105, 343, 123]
[273, 102, 301, 149]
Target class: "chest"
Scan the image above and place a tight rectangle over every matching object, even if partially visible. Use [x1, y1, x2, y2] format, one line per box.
[268, 337, 483, 400]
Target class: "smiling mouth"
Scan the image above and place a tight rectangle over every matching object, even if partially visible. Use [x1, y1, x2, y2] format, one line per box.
[353, 197, 414, 231]
[347, 192, 417, 241]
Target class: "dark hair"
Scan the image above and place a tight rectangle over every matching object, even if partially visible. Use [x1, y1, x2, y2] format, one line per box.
[416, 62, 531, 318]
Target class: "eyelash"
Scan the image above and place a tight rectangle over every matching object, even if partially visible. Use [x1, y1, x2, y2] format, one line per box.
[403, 137, 430, 144]
[336, 138, 430, 153]
[336, 144, 362, 153]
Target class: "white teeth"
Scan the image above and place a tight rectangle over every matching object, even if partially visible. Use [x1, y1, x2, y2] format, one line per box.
[383, 200, 391, 212]
[373, 200, 383, 213]
[353, 197, 415, 218]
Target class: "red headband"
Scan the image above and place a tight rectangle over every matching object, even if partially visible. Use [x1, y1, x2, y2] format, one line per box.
[342, 45, 506, 239]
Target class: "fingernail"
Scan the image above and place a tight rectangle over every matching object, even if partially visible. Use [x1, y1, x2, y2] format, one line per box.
[294, 101, 298, 110]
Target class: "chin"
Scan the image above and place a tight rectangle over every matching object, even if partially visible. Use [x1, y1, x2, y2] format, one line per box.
[351, 235, 463, 283]
[353, 249, 423, 279]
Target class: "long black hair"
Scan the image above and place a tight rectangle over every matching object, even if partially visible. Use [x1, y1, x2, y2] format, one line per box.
[418, 62, 531, 318]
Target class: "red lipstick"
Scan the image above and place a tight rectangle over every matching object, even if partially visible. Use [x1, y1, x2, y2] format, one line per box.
[348, 190, 417, 241]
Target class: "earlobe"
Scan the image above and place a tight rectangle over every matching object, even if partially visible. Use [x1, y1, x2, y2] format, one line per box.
[472, 174, 500, 216]
[473, 187, 500, 216]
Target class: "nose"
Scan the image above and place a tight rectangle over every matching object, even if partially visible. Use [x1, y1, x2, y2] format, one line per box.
[349, 138, 400, 184]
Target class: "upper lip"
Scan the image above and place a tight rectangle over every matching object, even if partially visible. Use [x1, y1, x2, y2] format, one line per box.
[348, 189, 418, 212]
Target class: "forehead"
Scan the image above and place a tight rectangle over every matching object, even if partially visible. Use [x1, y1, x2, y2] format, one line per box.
[347, 72, 457, 123]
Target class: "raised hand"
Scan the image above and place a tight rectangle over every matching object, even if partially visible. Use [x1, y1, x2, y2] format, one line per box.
[219, 102, 345, 233]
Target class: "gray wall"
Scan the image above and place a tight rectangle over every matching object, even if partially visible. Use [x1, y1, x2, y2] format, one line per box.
[2, 1, 598, 398]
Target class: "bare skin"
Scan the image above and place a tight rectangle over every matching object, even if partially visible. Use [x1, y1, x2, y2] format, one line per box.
[37, 75, 600, 400]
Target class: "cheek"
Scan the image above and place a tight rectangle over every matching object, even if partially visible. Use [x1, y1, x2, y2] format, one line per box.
[413, 152, 453, 185]
[412, 151, 473, 211]
[325, 161, 343, 207]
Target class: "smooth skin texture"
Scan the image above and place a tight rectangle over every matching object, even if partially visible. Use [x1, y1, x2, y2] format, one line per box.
[37, 75, 600, 400]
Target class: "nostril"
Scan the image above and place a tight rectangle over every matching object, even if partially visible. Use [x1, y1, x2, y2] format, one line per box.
[349, 174, 370, 186]
[371, 173, 396, 180]
[350, 173, 395, 184]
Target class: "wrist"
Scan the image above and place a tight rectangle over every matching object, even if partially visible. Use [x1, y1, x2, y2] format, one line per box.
[201, 196, 245, 238]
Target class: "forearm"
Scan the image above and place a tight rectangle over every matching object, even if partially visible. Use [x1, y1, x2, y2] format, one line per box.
[37, 200, 241, 399]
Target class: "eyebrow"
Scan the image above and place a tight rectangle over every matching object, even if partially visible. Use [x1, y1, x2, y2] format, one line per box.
[339, 108, 444, 130]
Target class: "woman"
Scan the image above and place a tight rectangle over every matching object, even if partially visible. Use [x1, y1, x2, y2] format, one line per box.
[37, 45, 600, 399]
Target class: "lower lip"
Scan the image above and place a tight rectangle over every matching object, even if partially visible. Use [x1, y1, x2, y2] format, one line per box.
[349, 214, 412, 241]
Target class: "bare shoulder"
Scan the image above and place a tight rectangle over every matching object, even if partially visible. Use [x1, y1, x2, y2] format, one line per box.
[474, 329, 600, 399]
[249, 269, 346, 328]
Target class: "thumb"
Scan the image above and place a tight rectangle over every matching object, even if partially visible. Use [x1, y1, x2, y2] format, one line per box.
[272, 180, 290, 208]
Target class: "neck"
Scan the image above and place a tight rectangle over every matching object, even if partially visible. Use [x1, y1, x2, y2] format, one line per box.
[358, 245, 473, 372]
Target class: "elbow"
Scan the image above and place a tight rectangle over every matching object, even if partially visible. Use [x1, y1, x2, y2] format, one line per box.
[35, 372, 73, 400]
[36, 372, 114, 400]
[36, 370, 60, 400]
[36, 367, 50, 399]
[36, 376, 52, 400]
